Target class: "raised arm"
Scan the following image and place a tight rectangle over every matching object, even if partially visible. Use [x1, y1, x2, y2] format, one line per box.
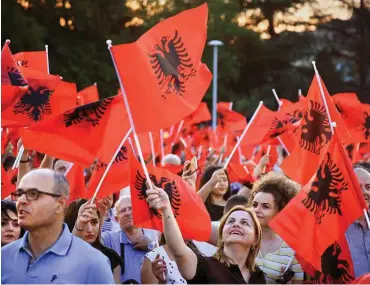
[197, 168, 225, 202]
[146, 183, 198, 280]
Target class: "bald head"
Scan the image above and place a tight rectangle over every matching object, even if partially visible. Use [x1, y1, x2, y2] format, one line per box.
[20, 169, 70, 198]
[355, 167, 370, 185]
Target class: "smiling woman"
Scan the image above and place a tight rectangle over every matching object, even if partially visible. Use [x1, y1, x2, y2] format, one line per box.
[250, 172, 304, 284]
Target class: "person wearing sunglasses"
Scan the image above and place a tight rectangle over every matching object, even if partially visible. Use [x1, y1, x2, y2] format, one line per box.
[1, 168, 114, 284]
[345, 165, 370, 278]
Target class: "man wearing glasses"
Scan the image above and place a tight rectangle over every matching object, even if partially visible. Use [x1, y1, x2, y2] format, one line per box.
[345, 165, 370, 278]
[1, 168, 114, 284]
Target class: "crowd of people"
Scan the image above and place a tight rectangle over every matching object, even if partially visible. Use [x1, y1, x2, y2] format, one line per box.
[1, 144, 370, 284]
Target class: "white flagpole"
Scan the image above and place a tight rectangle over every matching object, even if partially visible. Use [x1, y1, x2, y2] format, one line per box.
[179, 137, 187, 148]
[64, 162, 74, 175]
[128, 137, 137, 157]
[197, 145, 203, 159]
[272, 89, 283, 108]
[172, 120, 184, 145]
[262, 145, 271, 174]
[169, 125, 175, 137]
[223, 101, 264, 169]
[149, 132, 156, 166]
[45, 45, 50, 74]
[91, 128, 132, 202]
[312, 61, 335, 134]
[273, 89, 290, 156]
[160, 129, 165, 166]
[229, 102, 233, 110]
[107, 39, 155, 192]
[12, 145, 25, 169]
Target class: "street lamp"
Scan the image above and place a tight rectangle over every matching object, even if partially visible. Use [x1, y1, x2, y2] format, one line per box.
[208, 40, 224, 130]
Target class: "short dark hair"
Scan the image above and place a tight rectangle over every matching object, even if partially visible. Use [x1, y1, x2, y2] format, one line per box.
[250, 172, 299, 212]
[224, 195, 249, 214]
[199, 165, 231, 201]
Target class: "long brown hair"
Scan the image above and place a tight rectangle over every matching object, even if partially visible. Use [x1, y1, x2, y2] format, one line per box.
[215, 206, 262, 272]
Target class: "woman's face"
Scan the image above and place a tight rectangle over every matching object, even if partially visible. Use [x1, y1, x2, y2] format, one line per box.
[252, 192, 279, 227]
[81, 212, 99, 244]
[222, 210, 256, 247]
[212, 171, 229, 197]
[1, 210, 21, 246]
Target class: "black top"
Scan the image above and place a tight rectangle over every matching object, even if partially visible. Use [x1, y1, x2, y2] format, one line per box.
[99, 245, 124, 271]
[205, 203, 225, 221]
[187, 254, 266, 284]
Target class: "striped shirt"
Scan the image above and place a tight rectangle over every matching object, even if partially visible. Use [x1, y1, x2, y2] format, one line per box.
[256, 240, 304, 284]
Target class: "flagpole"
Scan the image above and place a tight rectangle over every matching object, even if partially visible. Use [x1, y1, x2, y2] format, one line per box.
[106, 40, 154, 189]
[160, 129, 165, 166]
[273, 89, 290, 156]
[172, 120, 184, 146]
[64, 162, 74, 175]
[91, 127, 132, 202]
[149, 132, 156, 166]
[128, 137, 137, 157]
[237, 136, 243, 164]
[45, 45, 50, 74]
[272, 89, 283, 108]
[229, 102, 233, 110]
[262, 145, 271, 174]
[224, 101, 264, 169]
[312, 61, 334, 134]
[12, 145, 25, 170]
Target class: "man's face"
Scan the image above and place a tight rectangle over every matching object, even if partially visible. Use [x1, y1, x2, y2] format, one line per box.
[115, 197, 133, 231]
[355, 168, 370, 208]
[54, 160, 72, 175]
[16, 170, 64, 231]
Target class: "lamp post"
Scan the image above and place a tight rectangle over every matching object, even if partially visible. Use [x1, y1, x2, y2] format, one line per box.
[208, 40, 223, 130]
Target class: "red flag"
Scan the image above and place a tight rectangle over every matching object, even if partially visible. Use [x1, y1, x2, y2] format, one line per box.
[281, 75, 349, 185]
[296, 235, 355, 284]
[270, 131, 366, 271]
[77, 84, 99, 106]
[13, 51, 48, 73]
[85, 145, 130, 200]
[1, 165, 16, 199]
[2, 68, 66, 128]
[182, 102, 211, 131]
[217, 103, 247, 132]
[1, 43, 28, 111]
[227, 162, 254, 184]
[347, 104, 370, 143]
[21, 95, 130, 166]
[130, 155, 211, 241]
[218, 102, 232, 110]
[111, 4, 212, 132]
[66, 164, 87, 203]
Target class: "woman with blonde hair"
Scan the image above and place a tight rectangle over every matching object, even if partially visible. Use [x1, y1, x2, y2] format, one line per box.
[145, 183, 266, 284]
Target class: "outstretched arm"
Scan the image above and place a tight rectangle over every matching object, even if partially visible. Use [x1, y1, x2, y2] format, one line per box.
[146, 183, 198, 280]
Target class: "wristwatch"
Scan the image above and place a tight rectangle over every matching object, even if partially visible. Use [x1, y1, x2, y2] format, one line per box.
[148, 241, 156, 251]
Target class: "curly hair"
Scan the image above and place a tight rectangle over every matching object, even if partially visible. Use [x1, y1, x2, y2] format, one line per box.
[249, 172, 299, 212]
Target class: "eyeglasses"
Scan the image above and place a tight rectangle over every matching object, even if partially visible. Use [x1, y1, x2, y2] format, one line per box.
[276, 268, 295, 284]
[11, 188, 62, 201]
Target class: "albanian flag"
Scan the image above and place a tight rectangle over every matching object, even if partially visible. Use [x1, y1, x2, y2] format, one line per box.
[217, 103, 247, 132]
[349, 104, 370, 143]
[13, 51, 48, 73]
[1, 42, 28, 111]
[270, 131, 366, 271]
[281, 75, 349, 185]
[226, 162, 254, 184]
[77, 84, 99, 106]
[1, 68, 68, 128]
[130, 155, 211, 241]
[111, 4, 212, 132]
[85, 144, 130, 200]
[296, 235, 355, 284]
[21, 95, 130, 166]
